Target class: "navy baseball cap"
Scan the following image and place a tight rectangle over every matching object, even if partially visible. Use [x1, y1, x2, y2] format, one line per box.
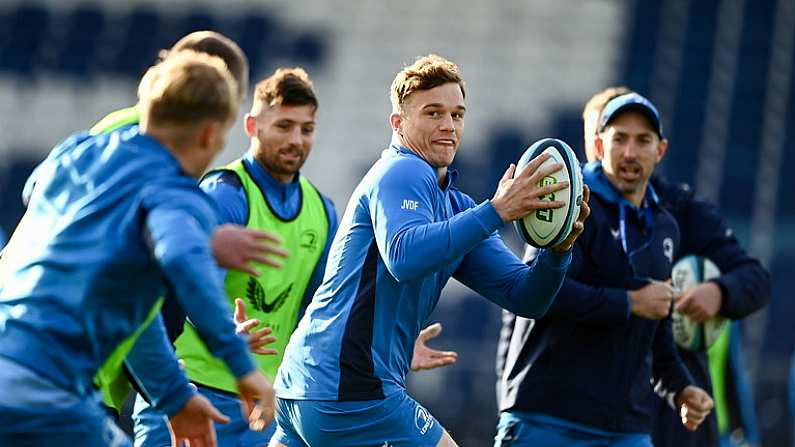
[599, 93, 663, 138]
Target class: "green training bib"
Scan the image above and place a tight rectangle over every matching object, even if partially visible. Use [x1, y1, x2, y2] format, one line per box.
[174, 159, 328, 392]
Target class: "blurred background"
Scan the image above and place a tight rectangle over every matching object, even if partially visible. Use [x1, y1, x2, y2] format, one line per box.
[0, 0, 793, 445]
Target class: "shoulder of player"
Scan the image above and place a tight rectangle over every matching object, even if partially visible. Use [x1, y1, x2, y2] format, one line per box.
[143, 175, 216, 214]
[296, 175, 337, 220]
[200, 170, 244, 192]
[369, 154, 437, 190]
[650, 174, 696, 211]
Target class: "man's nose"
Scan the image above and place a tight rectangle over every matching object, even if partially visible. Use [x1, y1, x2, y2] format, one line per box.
[288, 127, 303, 145]
[439, 114, 455, 132]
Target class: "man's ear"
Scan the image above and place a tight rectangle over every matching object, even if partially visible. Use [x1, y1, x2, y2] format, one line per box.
[656, 138, 669, 163]
[594, 134, 605, 161]
[244, 113, 257, 138]
[389, 112, 402, 134]
[197, 120, 219, 151]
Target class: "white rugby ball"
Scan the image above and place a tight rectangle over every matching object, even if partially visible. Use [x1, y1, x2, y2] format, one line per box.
[513, 138, 583, 249]
[671, 255, 728, 351]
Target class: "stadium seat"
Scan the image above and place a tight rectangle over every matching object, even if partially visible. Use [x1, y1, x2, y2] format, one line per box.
[54, 5, 105, 81]
[232, 11, 280, 78]
[0, 4, 50, 78]
[111, 6, 161, 78]
[158, 10, 217, 51]
[289, 31, 328, 67]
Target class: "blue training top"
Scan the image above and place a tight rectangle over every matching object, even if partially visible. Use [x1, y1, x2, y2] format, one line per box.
[275, 140, 571, 401]
[0, 127, 254, 398]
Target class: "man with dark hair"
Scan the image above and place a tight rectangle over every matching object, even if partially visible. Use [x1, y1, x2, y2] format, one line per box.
[268, 54, 588, 447]
[132, 66, 339, 447]
[0, 50, 273, 447]
[495, 93, 713, 446]
[583, 87, 770, 447]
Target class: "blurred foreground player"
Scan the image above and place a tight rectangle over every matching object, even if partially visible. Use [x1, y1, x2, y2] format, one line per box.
[132, 67, 339, 447]
[86, 31, 287, 426]
[0, 51, 273, 446]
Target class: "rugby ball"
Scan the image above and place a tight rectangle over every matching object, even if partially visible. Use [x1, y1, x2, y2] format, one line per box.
[671, 255, 728, 351]
[513, 138, 583, 249]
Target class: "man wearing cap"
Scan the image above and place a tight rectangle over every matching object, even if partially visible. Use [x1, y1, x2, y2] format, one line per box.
[581, 88, 769, 447]
[494, 93, 714, 446]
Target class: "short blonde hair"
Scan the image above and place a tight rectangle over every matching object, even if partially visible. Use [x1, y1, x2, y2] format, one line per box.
[390, 54, 465, 113]
[138, 50, 238, 128]
[250, 67, 318, 117]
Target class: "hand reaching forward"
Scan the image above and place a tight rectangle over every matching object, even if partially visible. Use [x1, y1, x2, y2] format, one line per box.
[235, 371, 275, 432]
[411, 323, 458, 372]
[212, 225, 289, 276]
[491, 153, 569, 223]
[234, 298, 278, 356]
[168, 394, 229, 447]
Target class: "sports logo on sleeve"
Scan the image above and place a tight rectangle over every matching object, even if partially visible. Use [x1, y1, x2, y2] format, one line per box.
[401, 199, 419, 210]
[415, 406, 434, 435]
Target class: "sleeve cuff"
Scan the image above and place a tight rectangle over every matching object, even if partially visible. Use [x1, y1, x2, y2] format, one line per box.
[613, 289, 631, 320]
[157, 382, 197, 418]
[537, 248, 572, 270]
[478, 201, 507, 234]
[710, 278, 730, 316]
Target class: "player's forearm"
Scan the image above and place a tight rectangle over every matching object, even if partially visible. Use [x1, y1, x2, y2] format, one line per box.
[715, 260, 771, 319]
[125, 317, 195, 417]
[161, 251, 254, 378]
[384, 201, 503, 282]
[492, 249, 570, 318]
[541, 278, 631, 325]
[147, 210, 255, 378]
[651, 319, 693, 403]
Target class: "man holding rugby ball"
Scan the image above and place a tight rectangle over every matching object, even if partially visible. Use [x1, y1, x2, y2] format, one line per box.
[267, 54, 589, 447]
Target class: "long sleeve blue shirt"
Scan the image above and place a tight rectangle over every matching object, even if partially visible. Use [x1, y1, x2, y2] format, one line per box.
[274, 140, 570, 401]
[0, 128, 254, 399]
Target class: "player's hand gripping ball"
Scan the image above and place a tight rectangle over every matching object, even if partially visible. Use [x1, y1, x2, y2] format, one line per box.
[513, 138, 584, 248]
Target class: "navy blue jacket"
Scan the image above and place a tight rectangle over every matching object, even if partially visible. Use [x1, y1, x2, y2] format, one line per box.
[498, 163, 693, 434]
[651, 175, 770, 447]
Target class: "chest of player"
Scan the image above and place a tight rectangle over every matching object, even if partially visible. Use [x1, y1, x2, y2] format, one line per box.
[586, 194, 679, 283]
[227, 168, 329, 327]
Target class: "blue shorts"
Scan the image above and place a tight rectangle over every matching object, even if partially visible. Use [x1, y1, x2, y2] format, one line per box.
[494, 412, 652, 447]
[132, 385, 275, 447]
[272, 391, 445, 446]
[0, 357, 130, 447]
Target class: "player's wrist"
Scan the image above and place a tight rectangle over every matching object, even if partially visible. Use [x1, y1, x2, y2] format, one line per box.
[488, 198, 510, 222]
